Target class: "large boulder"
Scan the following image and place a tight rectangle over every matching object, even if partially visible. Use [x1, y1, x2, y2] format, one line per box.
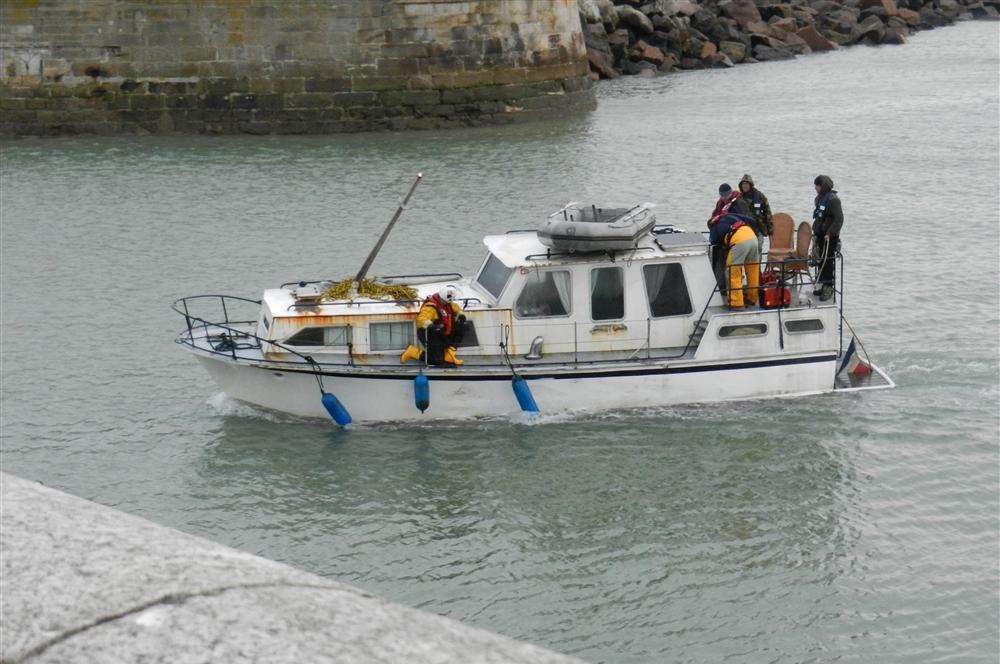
[860, 0, 900, 15]
[677, 56, 709, 68]
[745, 18, 780, 35]
[607, 28, 632, 64]
[683, 36, 707, 57]
[616, 5, 656, 33]
[770, 16, 800, 32]
[761, 3, 798, 20]
[817, 8, 859, 32]
[596, 0, 619, 31]
[639, 0, 675, 15]
[881, 25, 907, 42]
[718, 40, 748, 62]
[753, 43, 797, 59]
[720, 0, 764, 27]
[579, 0, 603, 23]
[749, 31, 786, 47]
[938, 0, 962, 15]
[795, 24, 840, 50]
[895, 6, 922, 22]
[968, 3, 1000, 17]
[810, 0, 843, 13]
[658, 52, 680, 71]
[698, 40, 718, 58]
[584, 22, 612, 54]
[630, 39, 668, 65]
[781, 32, 813, 53]
[851, 14, 886, 41]
[718, 16, 749, 42]
[673, 0, 704, 16]
[622, 58, 660, 75]
[822, 28, 855, 44]
[587, 48, 620, 78]
[918, 7, 949, 26]
[651, 28, 687, 55]
[692, 8, 731, 41]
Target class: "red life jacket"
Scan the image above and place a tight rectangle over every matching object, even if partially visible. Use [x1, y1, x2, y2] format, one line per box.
[709, 191, 743, 227]
[426, 294, 454, 336]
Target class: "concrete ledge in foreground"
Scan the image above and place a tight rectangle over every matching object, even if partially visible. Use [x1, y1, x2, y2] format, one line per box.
[0, 473, 584, 664]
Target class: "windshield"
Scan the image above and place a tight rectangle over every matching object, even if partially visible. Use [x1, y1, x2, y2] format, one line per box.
[476, 253, 514, 300]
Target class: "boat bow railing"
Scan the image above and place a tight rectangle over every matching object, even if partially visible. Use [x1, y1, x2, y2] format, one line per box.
[173, 294, 323, 366]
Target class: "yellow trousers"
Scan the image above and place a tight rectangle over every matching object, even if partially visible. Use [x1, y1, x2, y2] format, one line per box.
[727, 239, 760, 308]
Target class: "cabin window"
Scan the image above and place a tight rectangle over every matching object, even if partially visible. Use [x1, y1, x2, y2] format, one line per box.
[643, 263, 693, 318]
[369, 322, 414, 351]
[285, 325, 349, 347]
[477, 253, 514, 299]
[719, 323, 767, 338]
[590, 266, 624, 321]
[515, 270, 571, 318]
[784, 319, 824, 333]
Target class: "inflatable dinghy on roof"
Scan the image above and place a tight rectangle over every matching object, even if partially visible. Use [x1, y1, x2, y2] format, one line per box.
[538, 202, 657, 252]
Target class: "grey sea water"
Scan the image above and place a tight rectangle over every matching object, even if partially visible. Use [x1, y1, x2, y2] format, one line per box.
[2, 21, 998, 664]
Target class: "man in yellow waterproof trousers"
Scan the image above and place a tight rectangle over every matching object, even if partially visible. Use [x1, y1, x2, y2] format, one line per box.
[726, 223, 760, 308]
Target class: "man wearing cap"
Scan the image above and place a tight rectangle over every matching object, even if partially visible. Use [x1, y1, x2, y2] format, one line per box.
[708, 184, 750, 295]
[709, 183, 749, 225]
[812, 175, 843, 302]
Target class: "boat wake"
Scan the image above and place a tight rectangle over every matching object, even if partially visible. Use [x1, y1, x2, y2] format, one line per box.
[206, 392, 298, 423]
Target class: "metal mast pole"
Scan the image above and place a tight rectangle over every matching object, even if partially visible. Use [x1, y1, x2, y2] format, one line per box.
[354, 172, 423, 284]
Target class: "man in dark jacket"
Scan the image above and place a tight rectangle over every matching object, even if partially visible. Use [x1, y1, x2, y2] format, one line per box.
[710, 183, 750, 224]
[738, 174, 773, 252]
[707, 185, 750, 294]
[812, 175, 843, 301]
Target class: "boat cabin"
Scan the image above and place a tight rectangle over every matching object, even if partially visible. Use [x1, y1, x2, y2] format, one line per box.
[255, 218, 840, 366]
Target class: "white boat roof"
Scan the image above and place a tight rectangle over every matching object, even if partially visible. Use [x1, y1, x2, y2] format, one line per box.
[483, 229, 708, 268]
[263, 228, 708, 318]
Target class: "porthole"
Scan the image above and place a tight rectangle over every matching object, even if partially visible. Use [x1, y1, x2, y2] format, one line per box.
[719, 323, 768, 338]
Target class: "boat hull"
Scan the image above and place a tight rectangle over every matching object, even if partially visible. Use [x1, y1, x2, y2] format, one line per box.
[194, 352, 839, 422]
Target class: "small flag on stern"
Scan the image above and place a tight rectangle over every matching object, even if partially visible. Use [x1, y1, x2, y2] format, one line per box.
[838, 339, 873, 377]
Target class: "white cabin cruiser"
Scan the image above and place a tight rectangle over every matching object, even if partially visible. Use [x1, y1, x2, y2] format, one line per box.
[174, 201, 892, 424]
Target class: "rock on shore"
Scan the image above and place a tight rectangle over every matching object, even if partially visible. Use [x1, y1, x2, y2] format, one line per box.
[580, 0, 999, 78]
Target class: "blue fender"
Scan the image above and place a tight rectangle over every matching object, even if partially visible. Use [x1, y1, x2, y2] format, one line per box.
[321, 392, 352, 426]
[511, 375, 539, 414]
[414, 373, 430, 413]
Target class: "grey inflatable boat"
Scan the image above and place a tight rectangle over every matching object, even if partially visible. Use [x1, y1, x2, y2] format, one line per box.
[538, 202, 657, 252]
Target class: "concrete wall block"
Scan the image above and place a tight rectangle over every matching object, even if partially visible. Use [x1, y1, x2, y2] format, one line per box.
[350, 75, 414, 92]
[285, 92, 338, 109]
[129, 94, 166, 110]
[378, 88, 442, 106]
[304, 77, 352, 93]
[166, 94, 198, 110]
[331, 91, 379, 107]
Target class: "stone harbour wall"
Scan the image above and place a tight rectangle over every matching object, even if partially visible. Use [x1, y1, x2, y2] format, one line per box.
[0, 0, 594, 136]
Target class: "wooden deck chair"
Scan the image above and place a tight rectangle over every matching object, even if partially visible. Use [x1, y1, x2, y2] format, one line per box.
[778, 222, 813, 286]
[767, 213, 795, 263]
